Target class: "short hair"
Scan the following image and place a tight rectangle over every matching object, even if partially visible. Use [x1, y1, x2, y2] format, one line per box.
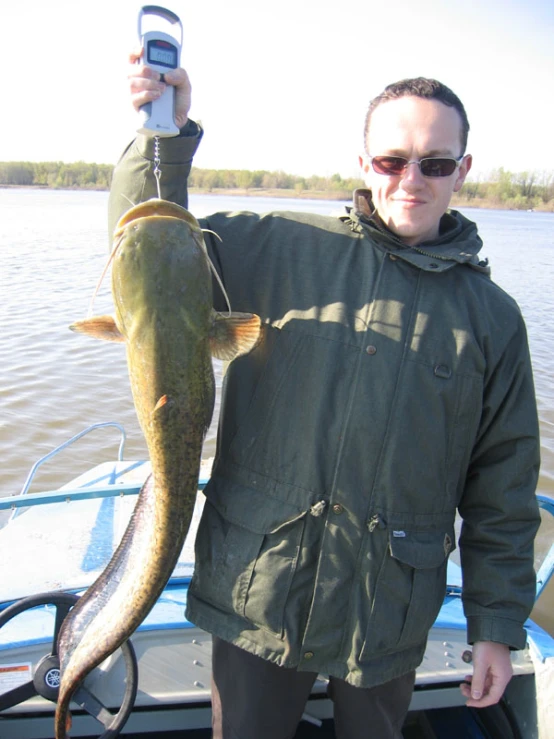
[364, 77, 470, 155]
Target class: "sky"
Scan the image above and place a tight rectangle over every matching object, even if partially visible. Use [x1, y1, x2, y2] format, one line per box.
[1, 0, 553, 179]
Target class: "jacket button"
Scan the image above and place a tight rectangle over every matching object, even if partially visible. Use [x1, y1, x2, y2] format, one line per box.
[366, 345, 377, 355]
[304, 651, 314, 660]
[332, 503, 344, 515]
[389, 253, 398, 261]
[434, 364, 452, 379]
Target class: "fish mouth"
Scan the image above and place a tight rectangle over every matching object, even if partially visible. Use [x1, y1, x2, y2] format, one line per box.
[114, 198, 201, 237]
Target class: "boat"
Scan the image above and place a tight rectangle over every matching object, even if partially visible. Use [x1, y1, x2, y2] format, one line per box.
[0, 423, 553, 739]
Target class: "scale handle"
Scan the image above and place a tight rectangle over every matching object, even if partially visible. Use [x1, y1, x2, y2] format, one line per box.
[137, 86, 179, 137]
[138, 5, 183, 47]
[137, 5, 183, 137]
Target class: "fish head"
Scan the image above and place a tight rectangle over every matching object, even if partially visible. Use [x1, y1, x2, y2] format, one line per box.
[111, 199, 213, 342]
[70, 198, 262, 360]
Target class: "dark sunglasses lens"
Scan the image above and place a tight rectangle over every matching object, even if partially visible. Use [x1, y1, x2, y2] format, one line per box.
[420, 158, 457, 177]
[371, 156, 407, 175]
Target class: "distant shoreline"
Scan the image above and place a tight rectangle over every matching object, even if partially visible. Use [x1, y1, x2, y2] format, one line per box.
[190, 188, 550, 212]
[1, 184, 551, 212]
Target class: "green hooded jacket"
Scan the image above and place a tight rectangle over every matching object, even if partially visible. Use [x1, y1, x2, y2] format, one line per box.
[108, 123, 541, 688]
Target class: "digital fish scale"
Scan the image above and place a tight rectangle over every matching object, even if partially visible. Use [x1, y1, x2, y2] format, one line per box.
[137, 5, 183, 137]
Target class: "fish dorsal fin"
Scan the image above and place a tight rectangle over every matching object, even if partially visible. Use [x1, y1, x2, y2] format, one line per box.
[69, 316, 125, 343]
[210, 312, 262, 360]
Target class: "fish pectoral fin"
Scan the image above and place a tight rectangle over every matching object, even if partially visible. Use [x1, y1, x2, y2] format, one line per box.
[153, 395, 170, 412]
[152, 395, 176, 417]
[210, 312, 262, 360]
[69, 316, 125, 343]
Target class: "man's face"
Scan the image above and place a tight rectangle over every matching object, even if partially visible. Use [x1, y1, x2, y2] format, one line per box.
[360, 96, 472, 246]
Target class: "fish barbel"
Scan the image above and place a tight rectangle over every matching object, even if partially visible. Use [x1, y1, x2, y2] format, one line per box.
[56, 199, 261, 737]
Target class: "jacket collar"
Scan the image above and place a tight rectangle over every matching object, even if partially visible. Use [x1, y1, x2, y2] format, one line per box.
[348, 189, 490, 275]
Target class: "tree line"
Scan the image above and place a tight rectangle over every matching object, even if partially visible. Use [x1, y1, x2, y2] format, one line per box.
[188, 167, 362, 199]
[0, 161, 113, 190]
[451, 168, 554, 211]
[0, 160, 361, 199]
[1, 161, 553, 210]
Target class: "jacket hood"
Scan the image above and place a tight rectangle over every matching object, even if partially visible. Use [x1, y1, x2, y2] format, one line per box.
[348, 189, 490, 275]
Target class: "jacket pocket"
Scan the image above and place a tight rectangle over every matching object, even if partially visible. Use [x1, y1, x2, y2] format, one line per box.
[360, 528, 454, 661]
[224, 328, 360, 499]
[372, 356, 482, 513]
[190, 477, 307, 638]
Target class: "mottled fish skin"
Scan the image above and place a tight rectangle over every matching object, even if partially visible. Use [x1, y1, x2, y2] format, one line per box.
[57, 200, 261, 738]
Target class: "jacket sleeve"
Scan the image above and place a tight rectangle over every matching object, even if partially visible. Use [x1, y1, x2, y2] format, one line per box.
[107, 119, 204, 244]
[459, 312, 541, 650]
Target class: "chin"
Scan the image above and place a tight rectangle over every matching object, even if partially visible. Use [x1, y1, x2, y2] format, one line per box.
[391, 216, 436, 245]
[392, 222, 425, 242]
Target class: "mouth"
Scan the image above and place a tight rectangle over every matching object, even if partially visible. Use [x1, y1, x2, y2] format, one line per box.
[393, 198, 427, 207]
[114, 199, 197, 235]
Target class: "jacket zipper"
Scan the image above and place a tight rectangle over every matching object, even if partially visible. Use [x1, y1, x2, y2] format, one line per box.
[368, 513, 386, 532]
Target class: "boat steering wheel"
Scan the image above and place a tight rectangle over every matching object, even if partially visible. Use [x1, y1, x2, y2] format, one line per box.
[0, 591, 138, 739]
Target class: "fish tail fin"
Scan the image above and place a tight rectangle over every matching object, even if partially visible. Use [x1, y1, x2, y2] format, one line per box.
[69, 316, 125, 342]
[54, 692, 72, 739]
[210, 312, 262, 360]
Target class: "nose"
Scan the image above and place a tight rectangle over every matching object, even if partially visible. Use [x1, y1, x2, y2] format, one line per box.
[400, 161, 425, 187]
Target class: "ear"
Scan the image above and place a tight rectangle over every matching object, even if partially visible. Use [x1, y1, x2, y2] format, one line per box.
[453, 154, 472, 193]
[359, 154, 372, 187]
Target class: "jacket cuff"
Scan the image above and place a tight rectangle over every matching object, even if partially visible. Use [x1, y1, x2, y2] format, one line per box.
[466, 615, 528, 650]
[133, 119, 204, 164]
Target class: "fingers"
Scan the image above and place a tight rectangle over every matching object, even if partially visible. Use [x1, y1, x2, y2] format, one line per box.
[129, 69, 166, 113]
[164, 68, 192, 128]
[127, 49, 191, 126]
[459, 641, 513, 708]
[128, 47, 144, 65]
[128, 45, 164, 113]
[460, 671, 503, 708]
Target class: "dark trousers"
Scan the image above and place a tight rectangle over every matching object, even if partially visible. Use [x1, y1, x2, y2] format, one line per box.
[211, 636, 415, 739]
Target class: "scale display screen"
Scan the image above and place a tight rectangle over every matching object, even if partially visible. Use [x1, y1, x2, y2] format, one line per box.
[147, 40, 178, 68]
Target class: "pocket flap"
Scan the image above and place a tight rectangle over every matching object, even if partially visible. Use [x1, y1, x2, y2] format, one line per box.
[203, 475, 307, 535]
[388, 529, 455, 569]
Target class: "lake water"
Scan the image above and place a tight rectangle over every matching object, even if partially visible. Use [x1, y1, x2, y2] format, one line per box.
[1, 188, 553, 632]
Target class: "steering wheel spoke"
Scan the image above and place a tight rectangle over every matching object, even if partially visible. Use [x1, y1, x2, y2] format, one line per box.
[0, 591, 138, 738]
[0, 680, 37, 711]
[74, 685, 118, 727]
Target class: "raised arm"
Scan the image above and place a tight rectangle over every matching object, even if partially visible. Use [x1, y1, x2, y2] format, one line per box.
[108, 49, 203, 241]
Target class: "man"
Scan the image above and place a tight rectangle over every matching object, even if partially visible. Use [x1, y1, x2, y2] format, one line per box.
[108, 57, 541, 739]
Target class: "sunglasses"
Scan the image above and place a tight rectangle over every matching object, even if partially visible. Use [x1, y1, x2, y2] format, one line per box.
[368, 155, 464, 178]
